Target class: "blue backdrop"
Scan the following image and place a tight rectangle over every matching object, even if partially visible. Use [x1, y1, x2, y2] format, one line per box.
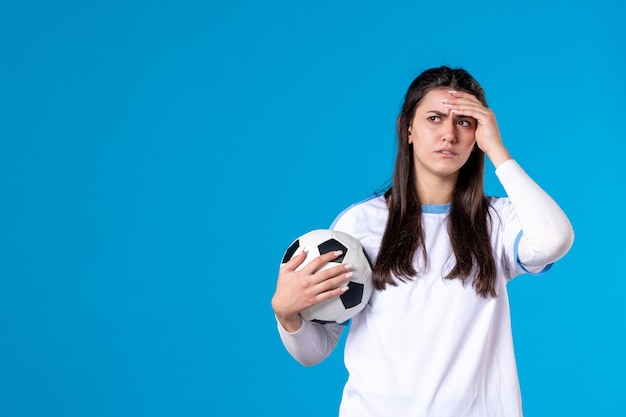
[1, 0, 624, 416]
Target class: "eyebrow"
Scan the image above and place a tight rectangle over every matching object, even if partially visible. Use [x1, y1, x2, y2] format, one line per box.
[427, 110, 473, 119]
[427, 110, 448, 117]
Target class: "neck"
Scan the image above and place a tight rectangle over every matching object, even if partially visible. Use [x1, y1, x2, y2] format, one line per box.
[416, 173, 457, 205]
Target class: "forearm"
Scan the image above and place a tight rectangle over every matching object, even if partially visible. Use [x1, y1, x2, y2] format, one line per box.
[495, 159, 575, 266]
[276, 317, 344, 367]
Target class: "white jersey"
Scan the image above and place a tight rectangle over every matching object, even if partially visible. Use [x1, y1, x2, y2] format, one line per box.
[275, 160, 574, 417]
[330, 195, 544, 417]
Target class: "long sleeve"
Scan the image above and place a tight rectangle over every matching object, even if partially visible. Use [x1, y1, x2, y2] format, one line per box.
[275, 317, 345, 367]
[495, 159, 574, 266]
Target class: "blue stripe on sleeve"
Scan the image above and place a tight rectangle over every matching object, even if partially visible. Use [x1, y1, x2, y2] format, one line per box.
[514, 230, 553, 275]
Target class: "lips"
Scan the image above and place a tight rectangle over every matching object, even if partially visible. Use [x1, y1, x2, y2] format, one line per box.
[435, 148, 457, 156]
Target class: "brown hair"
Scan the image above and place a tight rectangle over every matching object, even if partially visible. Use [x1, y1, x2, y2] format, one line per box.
[373, 66, 497, 297]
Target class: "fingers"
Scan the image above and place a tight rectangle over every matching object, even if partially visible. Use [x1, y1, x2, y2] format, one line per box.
[301, 249, 345, 273]
[280, 246, 308, 271]
[442, 90, 492, 123]
[303, 264, 352, 308]
[312, 262, 353, 288]
[280, 247, 351, 288]
[446, 90, 481, 104]
[275, 247, 353, 318]
[301, 263, 351, 291]
[443, 91, 511, 166]
[281, 247, 344, 273]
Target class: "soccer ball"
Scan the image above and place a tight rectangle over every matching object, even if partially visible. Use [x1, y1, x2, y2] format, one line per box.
[281, 229, 373, 324]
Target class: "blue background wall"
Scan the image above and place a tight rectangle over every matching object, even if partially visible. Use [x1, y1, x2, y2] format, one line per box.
[1, 0, 624, 416]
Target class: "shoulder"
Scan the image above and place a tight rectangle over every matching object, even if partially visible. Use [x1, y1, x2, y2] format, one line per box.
[487, 196, 508, 212]
[330, 194, 388, 235]
[331, 194, 387, 226]
[487, 196, 524, 251]
[487, 196, 517, 223]
[330, 194, 388, 259]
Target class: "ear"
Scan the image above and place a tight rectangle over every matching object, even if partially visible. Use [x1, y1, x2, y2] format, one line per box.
[408, 126, 413, 144]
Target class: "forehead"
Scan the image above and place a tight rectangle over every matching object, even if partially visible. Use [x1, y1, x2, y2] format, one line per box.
[416, 88, 451, 109]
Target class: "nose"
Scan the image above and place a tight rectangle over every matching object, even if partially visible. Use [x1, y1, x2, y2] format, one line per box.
[442, 118, 457, 144]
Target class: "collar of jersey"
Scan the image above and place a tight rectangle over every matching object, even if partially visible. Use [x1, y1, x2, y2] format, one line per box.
[421, 203, 451, 214]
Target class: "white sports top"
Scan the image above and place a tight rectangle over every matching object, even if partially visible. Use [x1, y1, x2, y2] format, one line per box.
[276, 160, 574, 417]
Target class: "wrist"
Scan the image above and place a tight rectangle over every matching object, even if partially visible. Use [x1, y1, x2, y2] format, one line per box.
[486, 145, 512, 168]
[276, 313, 303, 333]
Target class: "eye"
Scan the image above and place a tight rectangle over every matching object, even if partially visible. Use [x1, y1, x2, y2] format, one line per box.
[428, 116, 441, 123]
[457, 119, 473, 127]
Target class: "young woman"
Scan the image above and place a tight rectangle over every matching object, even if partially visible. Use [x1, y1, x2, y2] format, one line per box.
[271, 66, 574, 416]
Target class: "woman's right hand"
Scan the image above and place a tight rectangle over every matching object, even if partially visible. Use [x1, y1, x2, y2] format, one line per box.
[271, 248, 353, 332]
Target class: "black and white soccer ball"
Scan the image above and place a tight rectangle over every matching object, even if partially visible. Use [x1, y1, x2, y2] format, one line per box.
[281, 229, 373, 324]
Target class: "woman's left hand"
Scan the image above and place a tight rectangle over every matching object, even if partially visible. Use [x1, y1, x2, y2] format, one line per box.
[443, 90, 511, 167]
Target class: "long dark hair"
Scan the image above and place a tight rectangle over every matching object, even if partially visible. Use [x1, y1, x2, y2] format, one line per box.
[372, 66, 497, 297]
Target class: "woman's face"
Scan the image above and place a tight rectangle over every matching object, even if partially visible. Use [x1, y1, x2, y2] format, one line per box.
[408, 87, 477, 182]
